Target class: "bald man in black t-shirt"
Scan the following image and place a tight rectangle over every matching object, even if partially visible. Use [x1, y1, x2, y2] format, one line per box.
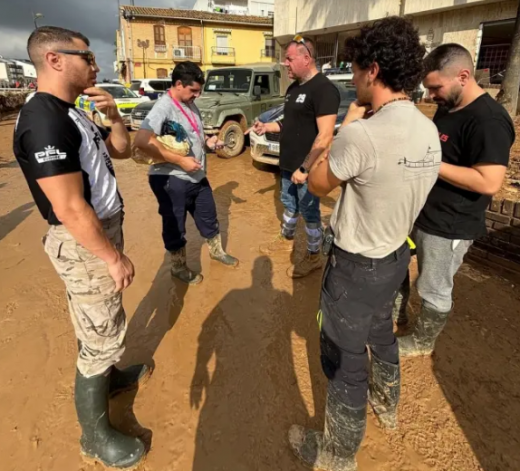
[248, 37, 340, 279]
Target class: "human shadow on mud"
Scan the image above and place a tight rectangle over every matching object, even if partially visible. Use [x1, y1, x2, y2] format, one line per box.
[110, 253, 191, 451]
[429, 266, 520, 471]
[110, 183, 243, 450]
[190, 256, 326, 470]
[0, 201, 34, 241]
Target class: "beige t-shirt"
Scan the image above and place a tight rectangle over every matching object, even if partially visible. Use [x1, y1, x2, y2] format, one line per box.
[329, 101, 441, 258]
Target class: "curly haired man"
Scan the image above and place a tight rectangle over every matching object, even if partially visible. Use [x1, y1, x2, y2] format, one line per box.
[288, 17, 442, 471]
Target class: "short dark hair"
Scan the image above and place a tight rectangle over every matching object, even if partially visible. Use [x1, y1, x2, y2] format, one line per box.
[423, 43, 474, 76]
[27, 26, 90, 69]
[345, 16, 425, 93]
[171, 61, 205, 87]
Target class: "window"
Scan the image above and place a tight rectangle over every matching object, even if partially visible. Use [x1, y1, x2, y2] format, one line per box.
[157, 68, 168, 78]
[268, 11, 274, 18]
[149, 80, 169, 91]
[216, 35, 229, 55]
[273, 75, 279, 95]
[178, 26, 192, 47]
[102, 86, 138, 99]
[154, 25, 165, 46]
[254, 74, 270, 95]
[264, 38, 275, 58]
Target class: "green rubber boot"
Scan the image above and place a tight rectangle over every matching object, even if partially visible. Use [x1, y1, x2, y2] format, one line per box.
[170, 247, 203, 284]
[109, 364, 153, 398]
[207, 234, 239, 267]
[368, 354, 400, 429]
[75, 369, 146, 469]
[288, 385, 366, 471]
[398, 304, 450, 357]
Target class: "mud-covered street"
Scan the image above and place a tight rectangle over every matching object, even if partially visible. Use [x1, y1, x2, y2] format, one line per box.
[1, 119, 519, 471]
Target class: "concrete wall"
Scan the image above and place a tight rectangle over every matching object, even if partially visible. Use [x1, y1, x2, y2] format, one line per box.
[412, 0, 518, 60]
[274, 0, 400, 38]
[404, 0, 509, 15]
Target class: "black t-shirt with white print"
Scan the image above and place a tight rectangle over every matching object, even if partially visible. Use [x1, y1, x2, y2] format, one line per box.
[279, 72, 340, 172]
[13, 92, 122, 225]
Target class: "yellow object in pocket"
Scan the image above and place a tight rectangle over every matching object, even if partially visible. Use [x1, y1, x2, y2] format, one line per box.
[406, 237, 416, 250]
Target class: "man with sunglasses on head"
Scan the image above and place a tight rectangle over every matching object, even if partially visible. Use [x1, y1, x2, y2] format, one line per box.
[13, 26, 148, 469]
[288, 18, 441, 470]
[248, 36, 340, 278]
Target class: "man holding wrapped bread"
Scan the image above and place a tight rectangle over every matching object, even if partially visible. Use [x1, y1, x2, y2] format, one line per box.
[134, 62, 238, 284]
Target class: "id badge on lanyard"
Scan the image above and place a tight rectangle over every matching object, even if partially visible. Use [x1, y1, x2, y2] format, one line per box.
[167, 90, 204, 145]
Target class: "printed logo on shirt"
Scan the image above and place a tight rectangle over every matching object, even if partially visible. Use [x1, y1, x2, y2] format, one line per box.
[439, 132, 450, 142]
[34, 145, 67, 163]
[296, 94, 307, 104]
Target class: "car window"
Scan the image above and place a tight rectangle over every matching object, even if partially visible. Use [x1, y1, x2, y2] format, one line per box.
[254, 74, 270, 95]
[205, 69, 252, 93]
[130, 83, 141, 91]
[149, 80, 168, 91]
[102, 86, 138, 99]
[332, 82, 357, 107]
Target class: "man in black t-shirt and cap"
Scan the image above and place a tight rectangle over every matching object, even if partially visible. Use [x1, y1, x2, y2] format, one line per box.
[397, 44, 515, 356]
[248, 36, 340, 278]
[13, 27, 149, 468]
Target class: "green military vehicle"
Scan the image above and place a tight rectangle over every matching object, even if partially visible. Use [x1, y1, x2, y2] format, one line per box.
[196, 63, 284, 158]
[130, 63, 285, 158]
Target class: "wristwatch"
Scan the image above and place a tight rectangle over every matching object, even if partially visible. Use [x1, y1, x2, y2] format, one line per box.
[299, 166, 308, 174]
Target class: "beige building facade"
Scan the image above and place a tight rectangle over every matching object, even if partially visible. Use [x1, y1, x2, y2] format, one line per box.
[274, 0, 519, 85]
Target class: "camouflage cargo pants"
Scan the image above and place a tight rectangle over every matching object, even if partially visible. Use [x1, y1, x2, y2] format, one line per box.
[43, 212, 127, 377]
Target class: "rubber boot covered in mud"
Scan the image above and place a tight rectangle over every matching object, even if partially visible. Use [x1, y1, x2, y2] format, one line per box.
[75, 368, 146, 469]
[109, 364, 152, 398]
[170, 247, 203, 284]
[289, 384, 366, 471]
[368, 353, 400, 429]
[206, 233, 239, 267]
[398, 304, 450, 357]
[392, 271, 410, 326]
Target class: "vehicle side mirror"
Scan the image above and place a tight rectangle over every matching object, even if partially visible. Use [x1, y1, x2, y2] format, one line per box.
[253, 85, 262, 98]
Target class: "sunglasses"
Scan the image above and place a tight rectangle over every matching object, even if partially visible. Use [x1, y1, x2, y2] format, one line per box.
[292, 35, 313, 58]
[55, 49, 97, 66]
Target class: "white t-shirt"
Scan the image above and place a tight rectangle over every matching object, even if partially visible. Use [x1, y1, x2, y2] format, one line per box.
[329, 101, 441, 258]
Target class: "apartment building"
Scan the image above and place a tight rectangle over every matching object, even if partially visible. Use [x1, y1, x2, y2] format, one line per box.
[117, 6, 275, 82]
[192, 0, 275, 18]
[274, 0, 519, 85]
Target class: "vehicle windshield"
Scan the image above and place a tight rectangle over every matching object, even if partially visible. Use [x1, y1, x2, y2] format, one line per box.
[129, 83, 141, 91]
[333, 82, 357, 107]
[102, 86, 138, 99]
[204, 69, 252, 93]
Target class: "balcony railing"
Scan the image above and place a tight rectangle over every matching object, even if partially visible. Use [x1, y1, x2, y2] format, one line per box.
[211, 47, 236, 65]
[261, 48, 276, 59]
[172, 45, 202, 62]
[154, 44, 167, 53]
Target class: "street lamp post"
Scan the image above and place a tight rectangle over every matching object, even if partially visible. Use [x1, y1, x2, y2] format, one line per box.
[137, 39, 150, 79]
[33, 12, 44, 29]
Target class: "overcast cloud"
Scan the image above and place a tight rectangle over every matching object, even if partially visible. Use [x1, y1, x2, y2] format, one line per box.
[0, 0, 196, 80]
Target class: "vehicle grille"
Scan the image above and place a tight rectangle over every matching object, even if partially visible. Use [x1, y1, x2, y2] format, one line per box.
[132, 110, 149, 119]
[265, 132, 280, 143]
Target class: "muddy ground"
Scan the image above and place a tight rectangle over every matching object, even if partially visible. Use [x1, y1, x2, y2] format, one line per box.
[1, 119, 520, 471]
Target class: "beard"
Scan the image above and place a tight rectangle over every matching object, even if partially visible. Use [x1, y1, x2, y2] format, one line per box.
[434, 85, 462, 110]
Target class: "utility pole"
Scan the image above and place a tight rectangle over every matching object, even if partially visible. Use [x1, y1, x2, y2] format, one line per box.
[137, 39, 149, 79]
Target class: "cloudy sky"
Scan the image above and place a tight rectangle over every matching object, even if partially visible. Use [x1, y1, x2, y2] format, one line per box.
[0, 0, 196, 80]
